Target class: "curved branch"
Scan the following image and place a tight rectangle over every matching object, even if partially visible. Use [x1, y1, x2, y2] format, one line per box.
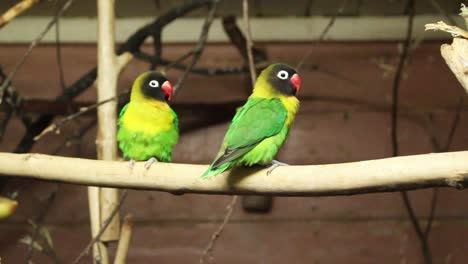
[0, 0, 44, 29]
[0, 152, 466, 196]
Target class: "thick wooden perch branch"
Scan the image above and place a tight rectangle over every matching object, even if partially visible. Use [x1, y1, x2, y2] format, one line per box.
[1, 152, 467, 196]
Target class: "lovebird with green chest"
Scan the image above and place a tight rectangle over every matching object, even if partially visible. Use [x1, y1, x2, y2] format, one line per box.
[201, 63, 302, 178]
[118, 71, 179, 168]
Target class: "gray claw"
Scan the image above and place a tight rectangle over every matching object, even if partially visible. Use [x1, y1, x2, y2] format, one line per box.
[266, 160, 289, 175]
[128, 159, 136, 170]
[144, 157, 159, 170]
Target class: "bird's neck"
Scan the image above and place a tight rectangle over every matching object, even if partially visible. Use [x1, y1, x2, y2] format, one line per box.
[251, 80, 300, 125]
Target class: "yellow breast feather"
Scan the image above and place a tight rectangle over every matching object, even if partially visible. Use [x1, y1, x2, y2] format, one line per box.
[121, 100, 174, 135]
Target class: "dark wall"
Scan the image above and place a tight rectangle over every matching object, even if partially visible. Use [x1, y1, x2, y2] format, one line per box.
[1, 42, 468, 263]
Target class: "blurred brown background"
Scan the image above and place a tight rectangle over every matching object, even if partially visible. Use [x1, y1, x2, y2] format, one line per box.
[1, 0, 468, 263]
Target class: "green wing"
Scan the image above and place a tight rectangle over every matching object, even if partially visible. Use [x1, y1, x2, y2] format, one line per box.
[118, 103, 129, 120]
[211, 98, 287, 169]
[171, 108, 179, 133]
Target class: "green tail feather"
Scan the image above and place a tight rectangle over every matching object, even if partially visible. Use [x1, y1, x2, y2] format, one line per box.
[201, 163, 231, 179]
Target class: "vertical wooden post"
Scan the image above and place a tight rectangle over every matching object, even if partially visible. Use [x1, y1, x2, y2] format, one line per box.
[88, 187, 109, 264]
[96, 0, 120, 241]
[113, 214, 134, 264]
[88, 0, 120, 262]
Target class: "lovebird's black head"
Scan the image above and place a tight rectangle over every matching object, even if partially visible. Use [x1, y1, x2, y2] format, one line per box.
[262, 63, 302, 97]
[134, 71, 173, 102]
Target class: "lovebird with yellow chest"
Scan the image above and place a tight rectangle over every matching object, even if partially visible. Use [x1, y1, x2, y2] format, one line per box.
[118, 71, 179, 169]
[201, 63, 302, 178]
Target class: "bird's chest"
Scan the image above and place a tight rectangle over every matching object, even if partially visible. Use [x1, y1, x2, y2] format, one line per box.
[120, 103, 174, 135]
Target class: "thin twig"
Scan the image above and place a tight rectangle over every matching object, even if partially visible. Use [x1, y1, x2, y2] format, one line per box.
[296, 0, 348, 70]
[72, 190, 128, 264]
[304, 0, 314, 17]
[0, 67, 22, 142]
[32, 52, 132, 141]
[0, 110, 12, 142]
[0, 0, 76, 105]
[162, 50, 195, 73]
[392, 1, 432, 263]
[173, 0, 221, 95]
[221, 15, 268, 67]
[9, 0, 215, 155]
[54, 0, 67, 93]
[242, 0, 256, 87]
[221, 15, 269, 95]
[24, 185, 60, 264]
[424, 189, 439, 238]
[52, 118, 97, 155]
[392, 2, 414, 157]
[0, 0, 44, 29]
[443, 98, 464, 152]
[34, 92, 128, 141]
[401, 192, 432, 263]
[424, 97, 464, 239]
[137, 53, 250, 76]
[200, 196, 238, 264]
[427, 0, 459, 27]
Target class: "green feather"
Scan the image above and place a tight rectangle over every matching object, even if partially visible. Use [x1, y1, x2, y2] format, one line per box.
[201, 98, 288, 178]
[117, 103, 178, 162]
[118, 103, 128, 119]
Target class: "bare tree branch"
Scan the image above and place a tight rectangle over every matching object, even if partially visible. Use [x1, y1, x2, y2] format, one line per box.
[173, 0, 221, 95]
[296, 0, 349, 70]
[222, 16, 267, 66]
[24, 185, 60, 264]
[52, 118, 97, 155]
[200, 196, 238, 263]
[11, 0, 216, 155]
[33, 95, 120, 141]
[242, 0, 256, 87]
[33, 53, 132, 141]
[113, 214, 134, 264]
[391, 1, 432, 263]
[54, 0, 67, 94]
[94, 0, 121, 246]
[72, 190, 128, 264]
[0, 0, 76, 105]
[0, 0, 44, 29]
[0, 152, 467, 196]
[424, 97, 464, 239]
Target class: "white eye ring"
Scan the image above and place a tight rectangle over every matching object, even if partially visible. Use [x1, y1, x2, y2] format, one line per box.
[149, 80, 159, 88]
[277, 70, 289, 80]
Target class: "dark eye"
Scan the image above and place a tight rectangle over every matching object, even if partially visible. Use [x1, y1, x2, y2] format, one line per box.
[277, 70, 289, 80]
[149, 80, 159, 88]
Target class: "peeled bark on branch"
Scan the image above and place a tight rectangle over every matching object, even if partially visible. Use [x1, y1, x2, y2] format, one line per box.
[425, 4, 468, 93]
[440, 38, 468, 93]
[0, 152, 467, 196]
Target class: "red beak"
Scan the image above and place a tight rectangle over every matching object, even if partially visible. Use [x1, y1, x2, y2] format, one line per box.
[161, 80, 173, 101]
[290, 73, 301, 93]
